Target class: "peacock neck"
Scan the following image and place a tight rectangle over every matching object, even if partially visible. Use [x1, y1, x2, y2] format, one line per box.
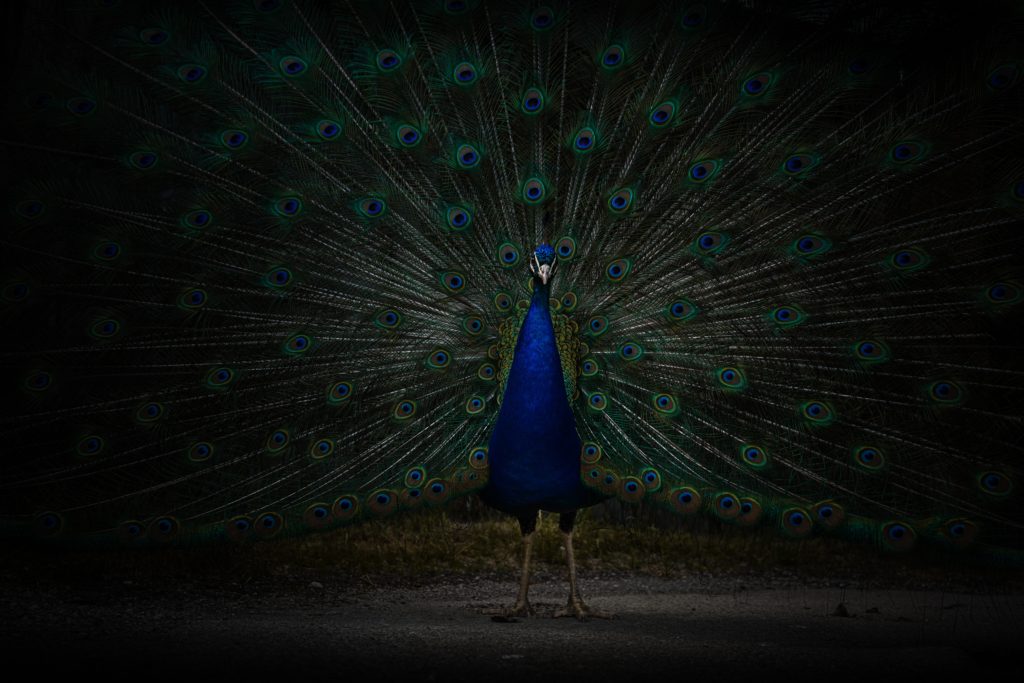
[503, 280, 562, 412]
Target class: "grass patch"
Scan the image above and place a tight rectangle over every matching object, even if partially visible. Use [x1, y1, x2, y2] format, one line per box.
[4, 499, 1021, 591]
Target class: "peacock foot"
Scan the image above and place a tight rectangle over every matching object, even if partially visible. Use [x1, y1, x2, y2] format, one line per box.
[553, 597, 613, 621]
[506, 599, 536, 618]
[485, 599, 536, 620]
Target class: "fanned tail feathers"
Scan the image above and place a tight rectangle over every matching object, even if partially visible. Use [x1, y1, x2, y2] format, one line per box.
[2, 0, 1023, 561]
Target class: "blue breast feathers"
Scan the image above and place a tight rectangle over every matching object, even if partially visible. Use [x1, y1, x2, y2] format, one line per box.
[482, 281, 600, 514]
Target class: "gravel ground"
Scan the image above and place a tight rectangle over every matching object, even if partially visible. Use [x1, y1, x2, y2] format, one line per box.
[2, 568, 1022, 680]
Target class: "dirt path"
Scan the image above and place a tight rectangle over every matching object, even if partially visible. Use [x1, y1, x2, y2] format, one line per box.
[2, 573, 1021, 679]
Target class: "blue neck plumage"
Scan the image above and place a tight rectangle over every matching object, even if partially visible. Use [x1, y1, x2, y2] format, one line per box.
[483, 278, 589, 514]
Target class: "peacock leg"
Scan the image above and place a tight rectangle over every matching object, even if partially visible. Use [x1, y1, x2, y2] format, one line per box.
[554, 511, 613, 621]
[506, 511, 538, 617]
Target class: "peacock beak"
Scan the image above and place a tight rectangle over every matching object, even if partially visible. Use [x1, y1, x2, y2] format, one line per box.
[530, 254, 556, 284]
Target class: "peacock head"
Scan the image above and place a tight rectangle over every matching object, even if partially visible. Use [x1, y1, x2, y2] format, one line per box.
[530, 243, 557, 285]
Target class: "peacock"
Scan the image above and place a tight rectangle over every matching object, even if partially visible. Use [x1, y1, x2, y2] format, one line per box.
[3, 0, 1023, 620]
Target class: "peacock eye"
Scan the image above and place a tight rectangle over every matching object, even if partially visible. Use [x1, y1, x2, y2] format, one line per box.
[853, 446, 885, 470]
[257, 513, 281, 531]
[377, 49, 401, 71]
[522, 178, 546, 203]
[978, 471, 1012, 496]
[279, 56, 307, 76]
[89, 241, 119, 262]
[681, 4, 707, 28]
[28, 90, 53, 110]
[24, 370, 52, 392]
[139, 27, 170, 45]
[274, 197, 302, 217]
[573, 127, 596, 152]
[88, 317, 121, 340]
[986, 281, 1021, 305]
[667, 298, 698, 322]
[554, 237, 576, 260]
[394, 400, 417, 420]
[652, 393, 678, 415]
[327, 380, 353, 404]
[741, 444, 767, 468]
[605, 258, 631, 282]
[671, 487, 701, 515]
[264, 267, 293, 289]
[317, 119, 342, 139]
[284, 333, 312, 355]
[444, 205, 472, 231]
[220, 130, 248, 148]
[426, 348, 451, 369]
[68, 97, 96, 115]
[881, 522, 916, 551]
[456, 144, 481, 168]
[136, 402, 165, 423]
[600, 44, 624, 68]
[890, 140, 926, 164]
[497, 242, 521, 267]
[76, 434, 105, 457]
[801, 400, 834, 424]
[375, 309, 402, 329]
[738, 498, 762, 524]
[848, 58, 869, 75]
[129, 150, 158, 170]
[694, 231, 728, 255]
[530, 6, 554, 30]
[793, 233, 831, 257]
[687, 159, 720, 183]
[888, 247, 929, 272]
[357, 197, 386, 218]
[463, 315, 484, 335]
[853, 339, 889, 364]
[771, 304, 806, 328]
[205, 366, 235, 389]
[588, 392, 608, 411]
[465, 395, 485, 414]
[397, 124, 421, 147]
[442, 271, 466, 292]
[928, 380, 963, 404]
[742, 72, 772, 96]
[782, 508, 812, 537]
[182, 209, 212, 229]
[716, 366, 745, 389]
[187, 440, 213, 462]
[521, 87, 544, 114]
[987, 63, 1019, 90]
[783, 154, 817, 175]
[618, 341, 643, 361]
[151, 517, 179, 539]
[607, 189, 634, 213]
[4, 282, 30, 303]
[586, 315, 608, 336]
[311, 438, 335, 458]
[493, 291, 512, 311]
[178, 64, 208, 83]
[16, 199, 44, 220]
[649, 101, 676, 126]
[453, 61, 478, 84]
